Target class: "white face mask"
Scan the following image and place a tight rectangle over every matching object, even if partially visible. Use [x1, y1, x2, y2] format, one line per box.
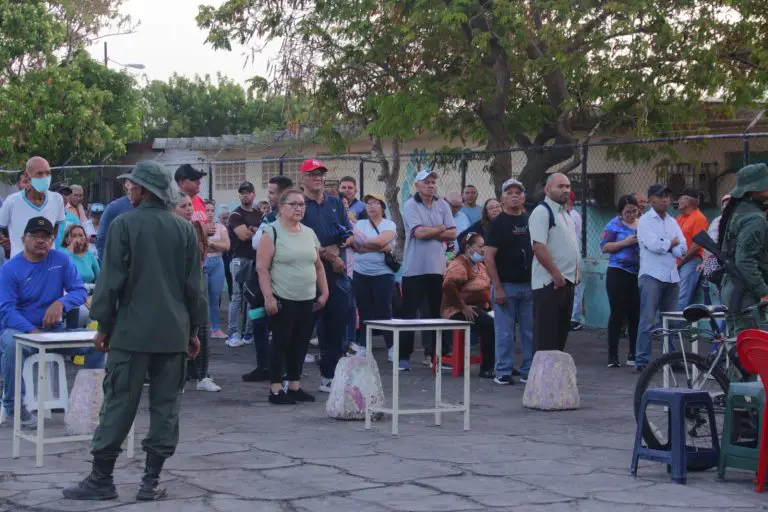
[470, 252, 484, 263]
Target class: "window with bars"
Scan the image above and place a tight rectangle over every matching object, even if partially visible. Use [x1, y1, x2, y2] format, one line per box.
[214, 162, 247, 191]
[261, 159, 304, 188]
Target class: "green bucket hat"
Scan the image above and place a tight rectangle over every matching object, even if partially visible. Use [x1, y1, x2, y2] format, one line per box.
[730, 163, 768, 199]
[117, 161, 181, 206]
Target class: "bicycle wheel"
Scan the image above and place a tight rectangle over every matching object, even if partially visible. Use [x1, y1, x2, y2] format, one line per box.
[633, 351, 729, 471]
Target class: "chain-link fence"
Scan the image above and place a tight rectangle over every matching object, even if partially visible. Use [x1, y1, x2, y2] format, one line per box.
[20, 131, 768, 260]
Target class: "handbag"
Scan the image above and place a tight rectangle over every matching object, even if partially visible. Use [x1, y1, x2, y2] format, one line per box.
[370, 220, 400, 273]
[243, 225, 278, 308]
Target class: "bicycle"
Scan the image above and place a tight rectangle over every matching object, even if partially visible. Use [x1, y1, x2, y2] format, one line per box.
[633, 302, 768, 471]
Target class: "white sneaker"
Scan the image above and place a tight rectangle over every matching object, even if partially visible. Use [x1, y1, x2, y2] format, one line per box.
[226, 335, 245, 347]
[309, 337, 319, 347]
[387, 347, 394, 362]
[196, 377, 221, 392]
[304, 353, 315, 364]
[318, 378, 333, 393]
[242, 335, 253, 345]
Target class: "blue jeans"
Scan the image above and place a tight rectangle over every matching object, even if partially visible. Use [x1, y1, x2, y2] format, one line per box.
[677, 258, 702, 312]
[352, 272, 394, 348]
[227, 258, 252, 338]
[0, 327, 105, 413]
[571, 281, 584, 323]
[204, 255, 226, 331]
[493, 283, 534, 378]
[346, 294, 358, 347]
[315, 272, 352, 379]
[636, 275, 680, 367]
[251, 317, 271, 370]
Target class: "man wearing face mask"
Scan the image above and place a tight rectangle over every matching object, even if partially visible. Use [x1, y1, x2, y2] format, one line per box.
[0, 157, 66, 258]
[719, 163, 768, 332]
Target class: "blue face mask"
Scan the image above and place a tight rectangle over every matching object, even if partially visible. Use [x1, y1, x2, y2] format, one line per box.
[470, 252, 484, 263]
[30, 176, 51, 193]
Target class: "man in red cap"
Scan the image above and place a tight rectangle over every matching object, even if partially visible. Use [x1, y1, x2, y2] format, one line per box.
[567, 191, 584, 330]
[299, 159, 354, 393]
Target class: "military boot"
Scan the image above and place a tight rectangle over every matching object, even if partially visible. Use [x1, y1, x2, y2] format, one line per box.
[136, 453, 168, 501]
[62, 457, 119, 500]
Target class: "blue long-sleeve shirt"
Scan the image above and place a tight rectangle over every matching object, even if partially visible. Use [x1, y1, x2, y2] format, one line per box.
[0, 250, 87, 332]
[96, 195, 134, 262]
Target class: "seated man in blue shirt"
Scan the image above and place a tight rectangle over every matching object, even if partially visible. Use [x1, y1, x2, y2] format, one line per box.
[0, 217, 105, 426]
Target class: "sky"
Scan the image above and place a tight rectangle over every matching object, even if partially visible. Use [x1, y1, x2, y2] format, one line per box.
[86, 0, 275, 85]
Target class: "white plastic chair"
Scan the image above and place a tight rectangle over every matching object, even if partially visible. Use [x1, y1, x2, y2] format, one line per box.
[23, 353, 68, 419]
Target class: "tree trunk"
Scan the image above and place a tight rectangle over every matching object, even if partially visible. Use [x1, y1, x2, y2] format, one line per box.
[372, 136, 406, 259]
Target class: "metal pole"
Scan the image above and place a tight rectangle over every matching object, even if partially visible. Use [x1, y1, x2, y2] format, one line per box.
[103, 42, 108, 67]
[580, 143, 589, 258]
[744, 110, 765, 167]
[358, 159, 365, 197]
[460, 157, 467, 191]
[208, 161, 213, 201]
[744, 138, 750, 167]
[278, 158, 284, 176]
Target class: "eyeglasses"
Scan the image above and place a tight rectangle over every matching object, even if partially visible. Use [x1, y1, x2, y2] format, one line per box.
[283, 202, 306, 209]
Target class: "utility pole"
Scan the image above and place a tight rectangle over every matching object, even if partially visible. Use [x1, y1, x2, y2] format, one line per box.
[103, 42, 108, 67]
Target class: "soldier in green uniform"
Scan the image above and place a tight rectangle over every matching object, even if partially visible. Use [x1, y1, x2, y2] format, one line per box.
[719, 163, 768, 332]
[63, 161, 207, 501]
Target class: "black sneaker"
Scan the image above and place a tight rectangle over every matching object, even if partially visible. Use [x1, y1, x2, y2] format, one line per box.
[635, 365, 647, 373]
[268, 390, 297, 405]
[493, 375, 515, 385]
[510, 369, 521, 377]
[626, 354, 636, 367]
[570, 321, 583, 331]
[607, 356, 622, 368]
[287, 388, 316, 402]
[519, 375, 528, 383]
[242, 368, 270, 382]
[478, 369, 495, 379]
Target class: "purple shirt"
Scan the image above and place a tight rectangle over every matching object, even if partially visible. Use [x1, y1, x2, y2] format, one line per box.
[600, 216, 640, 274]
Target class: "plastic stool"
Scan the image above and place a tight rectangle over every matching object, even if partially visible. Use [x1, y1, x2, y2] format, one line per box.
[718, 381, 764, 480]
[23, 353, 69, 419]
[432, 330, 482, 377]
[630, 387, 720, 484]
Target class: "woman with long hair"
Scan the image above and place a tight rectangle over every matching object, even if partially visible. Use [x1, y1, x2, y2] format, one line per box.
[62, 224, 100, 328]
[600, 195, 641, 368]
[256, 189, 329, 404]
[204, 200, 230, 338]
[458, 198, 502, 241]
[173, 196, 221, 392]
[718, 164, 768, 332]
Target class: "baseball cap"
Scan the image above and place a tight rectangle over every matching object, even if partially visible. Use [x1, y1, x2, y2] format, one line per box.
[238, 181, 255, 193]
[24, 216, 54, 236]
[680, 187, 699, 200]
[89, 203, 105, 214]
[501, 178, 525, 193]
[300, 159, 328, 173]
[363, 193, 386, 205]
[414, 169, 437, 182]
[174, 164, 207, 183]
[51, 182, 72, 195]
[647, 184, 672, 197]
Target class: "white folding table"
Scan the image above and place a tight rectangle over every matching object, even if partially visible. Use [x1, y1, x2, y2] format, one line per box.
[363, 319, 472, 436]
[12, 331, 135, 467]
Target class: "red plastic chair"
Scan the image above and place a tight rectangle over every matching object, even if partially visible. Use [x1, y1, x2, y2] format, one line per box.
[736, 329, 768, 492]
[432, 330, 482, 377]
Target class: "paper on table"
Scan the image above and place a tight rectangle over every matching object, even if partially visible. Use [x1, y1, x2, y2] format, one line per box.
[16, 331, 97, 343]
[367, 319, 470, 326]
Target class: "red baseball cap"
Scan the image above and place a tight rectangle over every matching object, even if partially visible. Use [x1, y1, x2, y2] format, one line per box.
[300, 159, 328, 173]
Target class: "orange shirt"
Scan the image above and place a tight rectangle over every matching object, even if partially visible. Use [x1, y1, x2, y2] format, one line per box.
[676, 208, 708, 261]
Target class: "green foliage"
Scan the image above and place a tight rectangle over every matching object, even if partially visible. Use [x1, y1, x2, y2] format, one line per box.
[140, 74, 286, 141]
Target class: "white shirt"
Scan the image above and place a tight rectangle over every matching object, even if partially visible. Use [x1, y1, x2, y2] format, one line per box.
[637, 208, 687, 283]
[0, 191, 66, 257]
[529, 197, 581, 290]
[569, 209, 582, 245]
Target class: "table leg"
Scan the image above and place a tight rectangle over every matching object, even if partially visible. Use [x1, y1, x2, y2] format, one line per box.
[12, 342, 22, 458]
[435, 328, 442, 427]
[662, 316, 669, 388]
[36, 348, 47, 467]
[463, 326, 470, 431]
[392, 330, 399, 437]
[365, 325, 373, 431]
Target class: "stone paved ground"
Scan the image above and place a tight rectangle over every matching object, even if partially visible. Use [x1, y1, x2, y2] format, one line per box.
[2, 327, 768, 511]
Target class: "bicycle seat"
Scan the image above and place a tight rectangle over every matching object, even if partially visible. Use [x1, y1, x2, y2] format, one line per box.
[682, 304, 726, 323]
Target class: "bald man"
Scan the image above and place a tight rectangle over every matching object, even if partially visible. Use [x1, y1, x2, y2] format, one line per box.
[528, 173, 581, 352]
[0, 157, 66, 257]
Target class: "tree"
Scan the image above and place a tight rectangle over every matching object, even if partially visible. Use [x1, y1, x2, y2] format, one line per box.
[0, 0, 142, 170]
[140, 74, 286, 141]
[196, 0, 768, 197]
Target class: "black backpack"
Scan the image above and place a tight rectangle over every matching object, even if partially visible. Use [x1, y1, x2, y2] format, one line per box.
[538, 201, 556, 229]
[242, 225, 277, 308]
